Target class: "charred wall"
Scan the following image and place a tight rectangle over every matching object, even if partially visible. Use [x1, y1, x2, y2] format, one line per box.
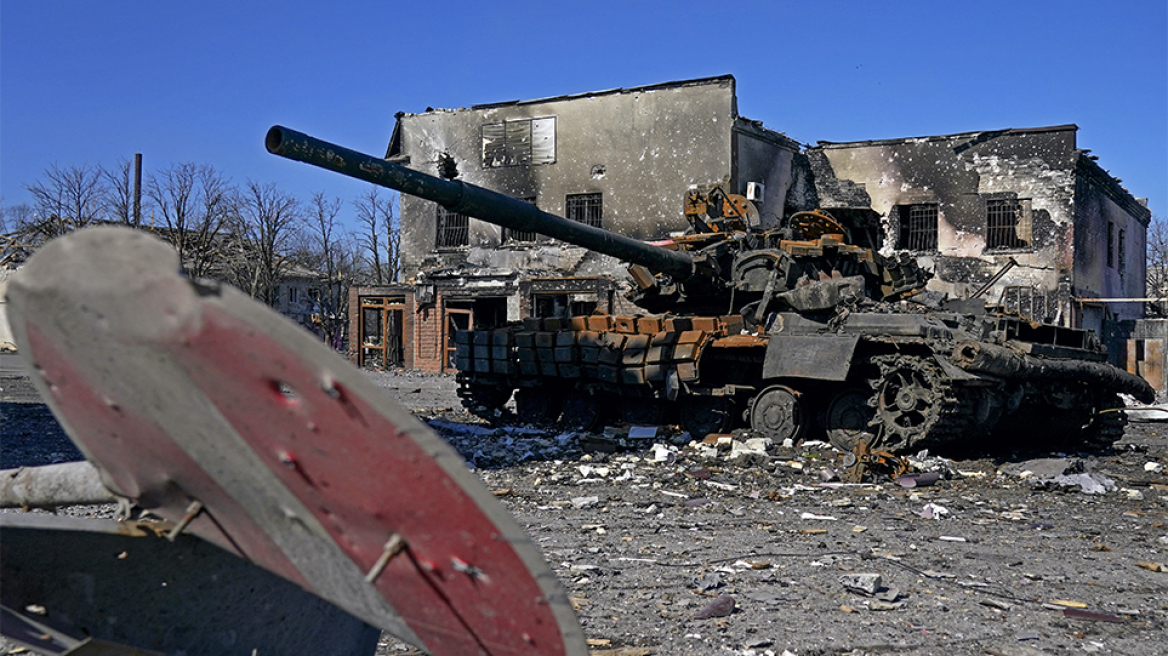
[808, 126, 1149, 333]
[391, 76, 798, 283]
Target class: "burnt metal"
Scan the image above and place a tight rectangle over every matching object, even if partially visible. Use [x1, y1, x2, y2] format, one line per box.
[7, 227, 588, 656]
[268, 126, 1154, 455]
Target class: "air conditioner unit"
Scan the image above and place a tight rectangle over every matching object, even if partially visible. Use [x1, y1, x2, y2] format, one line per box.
[746, 182, 765, 202]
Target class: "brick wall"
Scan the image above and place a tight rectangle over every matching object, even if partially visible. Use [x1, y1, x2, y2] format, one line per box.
[413, 293, 445, 373]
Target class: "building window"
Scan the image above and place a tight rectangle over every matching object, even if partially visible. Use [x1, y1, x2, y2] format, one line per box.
[288, 286, 299, 304]
[504, 197, 539, 243]
[896, 204, 938, 251]
[566, 192, 603, 228]
[436, 205, 469, 249]
[482, 117, 556, 168]
[1118, 229, 1127, 278]
[1107, 221, 1115, 268]
[985, 198, 1033, 250]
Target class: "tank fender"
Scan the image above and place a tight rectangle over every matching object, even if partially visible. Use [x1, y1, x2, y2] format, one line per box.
[762, 334, 859, 381]
[931, 353, 989, 382]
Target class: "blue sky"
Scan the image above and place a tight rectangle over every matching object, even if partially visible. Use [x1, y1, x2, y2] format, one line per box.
[3, 0, 1166, 228]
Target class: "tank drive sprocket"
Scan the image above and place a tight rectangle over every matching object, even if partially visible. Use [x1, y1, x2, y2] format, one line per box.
[867, 354, 974, 452]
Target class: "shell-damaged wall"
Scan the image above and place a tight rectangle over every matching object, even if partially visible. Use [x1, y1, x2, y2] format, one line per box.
[811, 126, 1150, 331]
[391, 76, 798, 282]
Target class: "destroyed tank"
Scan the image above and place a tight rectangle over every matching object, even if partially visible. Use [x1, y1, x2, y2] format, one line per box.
[267, 126, 1155, 454]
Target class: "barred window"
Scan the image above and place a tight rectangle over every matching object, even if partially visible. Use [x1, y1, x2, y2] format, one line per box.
[1118, 229, 1126, 278]
[504, 197, 539, 243]
[1107, 221, 1115, 268]
[436, 205, 469, 249]
[985, 198, 1032, 250]
[566, 192, 603, 229]
[896, 204, 938, 251]
[482, 117, 556, 168]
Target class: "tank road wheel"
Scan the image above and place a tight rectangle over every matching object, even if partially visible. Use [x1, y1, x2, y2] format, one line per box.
[825, 387, 876, 452]
[456, 373, 513, 423]
[514, 388, 563, 427]
[749, 385, 805, 443]
[679, 396, 735, 440]
[1078, 392, 1127, 451]
[869, 355, 950, 452]
[560, 390, 606, 432]
[620, 397, 670, 426]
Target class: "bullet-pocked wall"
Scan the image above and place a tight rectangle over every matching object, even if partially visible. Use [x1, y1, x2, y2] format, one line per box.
[808, 126, 1151, 335]
[388, 75, 800, 282]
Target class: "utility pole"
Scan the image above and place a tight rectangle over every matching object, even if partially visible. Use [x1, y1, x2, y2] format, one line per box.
[133, 153, 143, 225]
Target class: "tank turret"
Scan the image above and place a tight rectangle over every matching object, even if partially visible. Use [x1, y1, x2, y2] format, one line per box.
[266, 126, 925, 317]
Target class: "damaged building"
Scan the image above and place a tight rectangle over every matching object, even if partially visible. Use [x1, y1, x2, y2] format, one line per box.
[806, 125, 1151, 335]
[805, 126, 1157, 385]
[349, 75, 1153, 383]
[353, 75, 801, 371]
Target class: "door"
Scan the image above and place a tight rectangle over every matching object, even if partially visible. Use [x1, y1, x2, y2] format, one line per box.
[445, 308, 473, 372]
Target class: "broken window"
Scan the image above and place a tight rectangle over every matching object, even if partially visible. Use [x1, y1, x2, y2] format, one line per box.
[482, 117, 556, 168]
[985, 198, 1032, 250]
[504, 197, 539, 243]
[566, 192, 603, 229]
[436, 205, 469, 249]
[896, 204, 938, 251]
[1107, 221, 1115, 268]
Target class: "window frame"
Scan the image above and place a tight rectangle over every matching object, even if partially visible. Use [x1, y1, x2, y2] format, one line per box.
[984, 197, 1034, 251]
[565, 192, 603, 229]
[503, 197, 540, 243]
[896, 203, 939, 252]
[481, 117, 556, 169]
[435, 204, 470, 250]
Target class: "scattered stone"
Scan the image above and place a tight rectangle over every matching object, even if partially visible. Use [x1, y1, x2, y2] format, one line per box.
[693, 573, 722, 591]
[919, 503, 950, 519]
[571, 496, 600, 509]
[839, 573, 882, 595]
[693, 594, 736, 619]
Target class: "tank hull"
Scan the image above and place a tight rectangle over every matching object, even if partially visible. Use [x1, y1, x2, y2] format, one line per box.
[456, 308, 1153, 455]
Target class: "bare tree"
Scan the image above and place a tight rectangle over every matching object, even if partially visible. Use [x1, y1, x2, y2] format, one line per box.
[233, 180, 302, 306]
[146, 163, 234, 278]
[0, 200, 37, 266]
[353, 187, 400, 284]
[25, 163, 105, 238]
[304, 192, 352, 349]
[383, 193, 401, 284]
[1146, 215, 1168, 318]
[100, 157, 138, 226]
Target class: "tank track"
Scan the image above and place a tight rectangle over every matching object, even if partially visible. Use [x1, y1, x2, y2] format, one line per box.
[456, 373, 512, 423]
[866, 354, 978, 453]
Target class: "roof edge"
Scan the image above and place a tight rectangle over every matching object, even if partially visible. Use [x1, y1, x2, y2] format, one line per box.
[814, 124, 1080, 149]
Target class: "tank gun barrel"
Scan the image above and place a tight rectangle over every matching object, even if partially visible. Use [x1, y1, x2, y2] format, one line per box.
[266, 126, 696, 281]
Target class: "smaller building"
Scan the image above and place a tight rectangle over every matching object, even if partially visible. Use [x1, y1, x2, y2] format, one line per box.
[806, 125, 1151, 338]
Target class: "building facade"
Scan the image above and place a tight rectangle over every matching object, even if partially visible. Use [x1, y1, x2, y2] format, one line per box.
[350, 77, 1153, 383]
[380, 75, 801, 372]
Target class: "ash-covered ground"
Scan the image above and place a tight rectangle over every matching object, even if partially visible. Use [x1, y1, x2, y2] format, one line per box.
[3, 367, 1167, 656]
